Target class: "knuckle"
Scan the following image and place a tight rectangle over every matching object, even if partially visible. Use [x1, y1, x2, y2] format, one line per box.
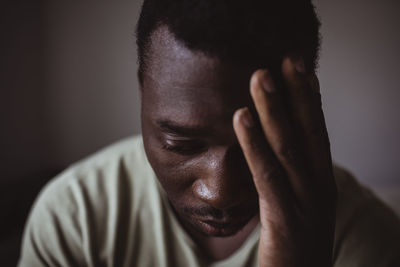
[255, 165, 282, 184]
[266, 104, 280, 118]
[276, 143, 298, 164]
[264, 166, 282, 179]
[248, 138, 262, 154]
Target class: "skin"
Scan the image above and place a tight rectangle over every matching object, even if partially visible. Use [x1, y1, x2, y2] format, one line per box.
[140, 25, 337, 266]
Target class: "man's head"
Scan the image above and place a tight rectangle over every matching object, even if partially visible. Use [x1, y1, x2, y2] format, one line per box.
[136, 0, 321, 237]
[136, 0, 321, 82]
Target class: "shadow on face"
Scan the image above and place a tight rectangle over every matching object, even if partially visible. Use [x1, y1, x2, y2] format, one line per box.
[141, 25, 259, 236]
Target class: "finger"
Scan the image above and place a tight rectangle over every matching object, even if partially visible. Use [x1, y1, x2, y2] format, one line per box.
[233, 107, 293, 213]
[282, 57, 333, 182]
[249, 70, 313, 204]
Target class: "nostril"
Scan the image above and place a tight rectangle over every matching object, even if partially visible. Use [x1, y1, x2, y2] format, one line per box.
[192, 146, 254, 209]
[192, 179, 241, 211]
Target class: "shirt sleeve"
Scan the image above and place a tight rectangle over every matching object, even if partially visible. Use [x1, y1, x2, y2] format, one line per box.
[334, 197, 400, 267]
[18, 175, 86, 267]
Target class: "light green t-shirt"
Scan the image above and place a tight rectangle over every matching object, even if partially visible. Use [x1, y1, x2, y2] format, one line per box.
[18, 136, 400, 267]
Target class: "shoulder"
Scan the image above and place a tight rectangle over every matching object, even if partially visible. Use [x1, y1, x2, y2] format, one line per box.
[333, 165, 400, 267]
[41, 135, 152, 203]
[31, 135, 152, 220]
[19, 135, 159, 266]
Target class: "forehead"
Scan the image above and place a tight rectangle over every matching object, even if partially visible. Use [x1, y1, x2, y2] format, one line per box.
[142, 25, 254, 131]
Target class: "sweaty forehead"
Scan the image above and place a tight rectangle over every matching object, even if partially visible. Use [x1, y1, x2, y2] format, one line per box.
[142, 25, 254, 127]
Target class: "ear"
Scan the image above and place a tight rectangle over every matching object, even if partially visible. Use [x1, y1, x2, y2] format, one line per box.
[137, 70, 144, 102]
[137, 70, 143, 91]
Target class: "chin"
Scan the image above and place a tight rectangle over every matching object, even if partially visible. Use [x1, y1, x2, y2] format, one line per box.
[169, 200, 259, 238]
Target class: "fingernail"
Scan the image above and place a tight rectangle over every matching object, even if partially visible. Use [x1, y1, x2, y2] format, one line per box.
[260, 70, 275, 93]
[291, 57, 306, 74]
[241, 108, 254, 128]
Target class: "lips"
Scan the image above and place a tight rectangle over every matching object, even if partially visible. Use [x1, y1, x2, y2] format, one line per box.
[202, 220, 234, 228]
[192, 216, 248, 236]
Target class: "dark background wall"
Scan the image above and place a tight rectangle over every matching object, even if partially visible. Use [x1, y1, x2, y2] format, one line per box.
[317, 0, 400, 213]
[1, 1, 47, 182]
[1, 0, 399, 264]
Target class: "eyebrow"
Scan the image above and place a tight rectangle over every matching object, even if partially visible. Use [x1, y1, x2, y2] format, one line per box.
[156, 119, 210, 137]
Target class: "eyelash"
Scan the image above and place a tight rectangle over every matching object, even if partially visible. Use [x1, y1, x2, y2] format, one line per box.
[162, 141, 205, 155]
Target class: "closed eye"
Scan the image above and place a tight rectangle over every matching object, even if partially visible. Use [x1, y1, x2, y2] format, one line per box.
[162, 139, 206, 155]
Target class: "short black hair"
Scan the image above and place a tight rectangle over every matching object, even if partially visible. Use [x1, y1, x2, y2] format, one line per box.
[136, 0, 321, 80]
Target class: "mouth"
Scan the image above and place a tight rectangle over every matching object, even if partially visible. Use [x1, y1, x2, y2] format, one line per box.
[192, 217, 249, 236]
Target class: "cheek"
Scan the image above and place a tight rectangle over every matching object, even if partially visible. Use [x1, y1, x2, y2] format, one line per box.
[143, 132, 197, 201]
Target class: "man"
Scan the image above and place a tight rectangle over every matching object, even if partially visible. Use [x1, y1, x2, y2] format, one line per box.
[19, 0, 400, 266]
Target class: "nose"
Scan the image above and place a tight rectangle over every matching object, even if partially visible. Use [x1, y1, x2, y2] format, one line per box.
[192, 145, 253, 210]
